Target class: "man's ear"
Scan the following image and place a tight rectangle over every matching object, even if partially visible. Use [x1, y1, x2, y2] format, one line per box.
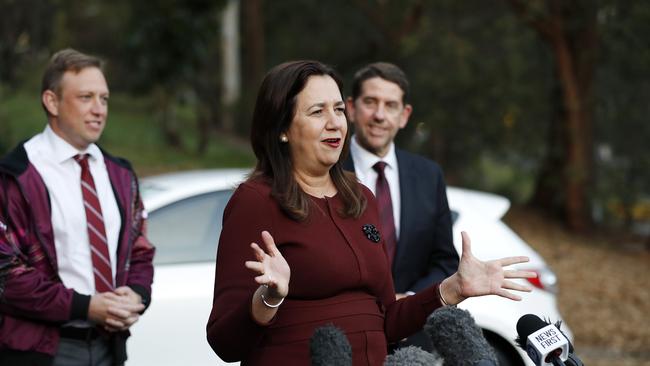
[345, 97, 356, 122]
[42, 90, 59, 117]
[398, 103, 413, 129]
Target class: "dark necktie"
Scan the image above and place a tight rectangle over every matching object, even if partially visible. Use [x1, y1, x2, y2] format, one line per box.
[373, 161, 397, 266]
[75, 154, 114, 293]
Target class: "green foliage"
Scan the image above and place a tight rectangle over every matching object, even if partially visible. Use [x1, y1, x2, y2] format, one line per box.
[0, 90, 44, 140]
[395, 0, 553, 180]
[0, 92, 255, 176]
[264, 0, 382, 68]
[123, 0, 224, 91]
[0, 0, 648, 230]
[0, 0, 56, 87]
[592, 0, 650, 227]
[261, 1, 555, 200]
[118, 0, 227, 152]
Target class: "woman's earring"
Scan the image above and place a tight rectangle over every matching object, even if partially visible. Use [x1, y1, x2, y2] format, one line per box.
[280, 135, 288, 143]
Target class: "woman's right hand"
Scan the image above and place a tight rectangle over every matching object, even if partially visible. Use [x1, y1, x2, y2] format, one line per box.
[441, 231, 536, 305]
[245, 231, 291, 300]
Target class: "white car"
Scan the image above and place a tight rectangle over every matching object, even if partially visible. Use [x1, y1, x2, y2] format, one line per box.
[127, 169, 572, 366]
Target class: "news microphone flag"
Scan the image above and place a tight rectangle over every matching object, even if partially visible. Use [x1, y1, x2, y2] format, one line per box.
[517, 314, 570, 366]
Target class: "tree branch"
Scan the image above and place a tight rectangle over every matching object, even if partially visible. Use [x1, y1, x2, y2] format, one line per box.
[507, 0, 556, 41]
[354, 0, 425, 48]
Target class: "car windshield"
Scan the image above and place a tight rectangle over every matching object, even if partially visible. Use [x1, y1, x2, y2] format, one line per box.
[147, 190, 234, 265]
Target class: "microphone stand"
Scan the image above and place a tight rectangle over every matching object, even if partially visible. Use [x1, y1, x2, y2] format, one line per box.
[565, 354, 585, 366]
[550, 358, 566, 366]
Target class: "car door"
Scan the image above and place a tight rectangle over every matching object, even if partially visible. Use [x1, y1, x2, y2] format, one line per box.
[128, 189, 238, 366]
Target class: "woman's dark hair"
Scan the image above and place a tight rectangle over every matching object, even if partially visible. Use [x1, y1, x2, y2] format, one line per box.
[249, 60, 366, 221]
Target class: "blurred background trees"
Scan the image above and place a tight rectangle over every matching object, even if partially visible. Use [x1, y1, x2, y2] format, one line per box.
[1, 0, 648, 236]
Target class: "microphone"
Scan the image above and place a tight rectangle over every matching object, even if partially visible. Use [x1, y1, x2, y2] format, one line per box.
[424, 306, 498, 366]
[384, 346, 443, 366]
[516, 314, 584, 366]
[310, 323, 352, 366]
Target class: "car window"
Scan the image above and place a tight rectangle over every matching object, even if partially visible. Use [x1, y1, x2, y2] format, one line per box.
[148, 190, 233, 265]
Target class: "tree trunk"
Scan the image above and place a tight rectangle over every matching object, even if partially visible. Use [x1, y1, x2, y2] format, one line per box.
[531, 84, 566, 217]
[240, 0, 265, 137]
[552, 32, 591, 231]
[221, 0, 241, 133]
[509, 0, 596, 232]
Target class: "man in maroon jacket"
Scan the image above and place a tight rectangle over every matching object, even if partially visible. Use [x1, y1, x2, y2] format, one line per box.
[0, 49, 155, 366]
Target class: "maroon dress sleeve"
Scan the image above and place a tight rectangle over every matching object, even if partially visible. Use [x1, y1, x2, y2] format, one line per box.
[383, 280, 446, 343]
[206, 183, 276, 362]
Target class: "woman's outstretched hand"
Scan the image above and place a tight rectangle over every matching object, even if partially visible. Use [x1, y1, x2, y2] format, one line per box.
[441, 231, 537, 305]
[244, 231, 291, 299]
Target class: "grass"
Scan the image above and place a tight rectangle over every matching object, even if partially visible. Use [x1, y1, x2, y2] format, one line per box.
[0, 90, 256, 176]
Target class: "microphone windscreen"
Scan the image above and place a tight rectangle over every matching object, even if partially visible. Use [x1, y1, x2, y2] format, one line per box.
[424, 306, 498, 366]
[515, 314, 548, 349]
[384, 346, 443, 366]
[310, 324, 352, 366]
[515, 315, 575, 353]
[516, 314, 547, 338]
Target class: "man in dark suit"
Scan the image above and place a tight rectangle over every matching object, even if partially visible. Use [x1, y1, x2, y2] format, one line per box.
[344, 62, 459, 349]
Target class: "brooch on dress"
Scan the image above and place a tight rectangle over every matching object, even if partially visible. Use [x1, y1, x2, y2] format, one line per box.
[362, 224, 381, 243]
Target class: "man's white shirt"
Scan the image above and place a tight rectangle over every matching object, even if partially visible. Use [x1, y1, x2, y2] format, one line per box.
[349, 135, 401, 239]
[24, 125, 121, 296]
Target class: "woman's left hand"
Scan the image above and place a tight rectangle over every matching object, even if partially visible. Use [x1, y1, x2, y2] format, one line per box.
[244, 230, 291, 299]
[441, 231, 537, 305]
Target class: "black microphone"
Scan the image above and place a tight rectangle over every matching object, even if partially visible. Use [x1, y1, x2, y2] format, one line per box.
[384, 345, 443, 366]
[424, 306, 498, 366]
[516, 314, 584, 366]
[310, 323, 352, 366]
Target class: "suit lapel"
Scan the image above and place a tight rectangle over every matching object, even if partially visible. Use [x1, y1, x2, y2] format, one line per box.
[395, 149, 414, 265]
[341, 155, 355, 172]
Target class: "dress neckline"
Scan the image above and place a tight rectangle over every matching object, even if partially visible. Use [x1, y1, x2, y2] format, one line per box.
[306, 191, 339, 201]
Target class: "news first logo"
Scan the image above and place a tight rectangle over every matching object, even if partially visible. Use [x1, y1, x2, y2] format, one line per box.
[534, 327, 563, 349]
[526, 325, 569, 365]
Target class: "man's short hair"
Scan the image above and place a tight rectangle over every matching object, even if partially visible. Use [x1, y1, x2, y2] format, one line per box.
[41, 48, 104, 114]
[351, 62, 410, 103]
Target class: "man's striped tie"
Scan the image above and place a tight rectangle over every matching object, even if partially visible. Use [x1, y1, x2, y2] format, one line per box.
[373, 161, 397, 266]
[75, 154, 114, 293]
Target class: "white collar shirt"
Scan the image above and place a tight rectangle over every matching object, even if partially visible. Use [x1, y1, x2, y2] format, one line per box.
[349, 135, 401, 239]
[24, 125, 121, 296]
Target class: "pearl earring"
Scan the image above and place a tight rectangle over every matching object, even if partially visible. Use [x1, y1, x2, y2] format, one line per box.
[280, 135, 288, 143]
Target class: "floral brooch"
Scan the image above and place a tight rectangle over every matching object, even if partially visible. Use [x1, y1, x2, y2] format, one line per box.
[362, 224, 381, 243]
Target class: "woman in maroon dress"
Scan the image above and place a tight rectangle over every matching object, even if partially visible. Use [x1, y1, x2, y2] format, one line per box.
[206, 61, 535, 365]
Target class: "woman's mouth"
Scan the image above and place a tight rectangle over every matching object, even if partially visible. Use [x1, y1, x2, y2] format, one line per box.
[322, 138, 341, 148]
